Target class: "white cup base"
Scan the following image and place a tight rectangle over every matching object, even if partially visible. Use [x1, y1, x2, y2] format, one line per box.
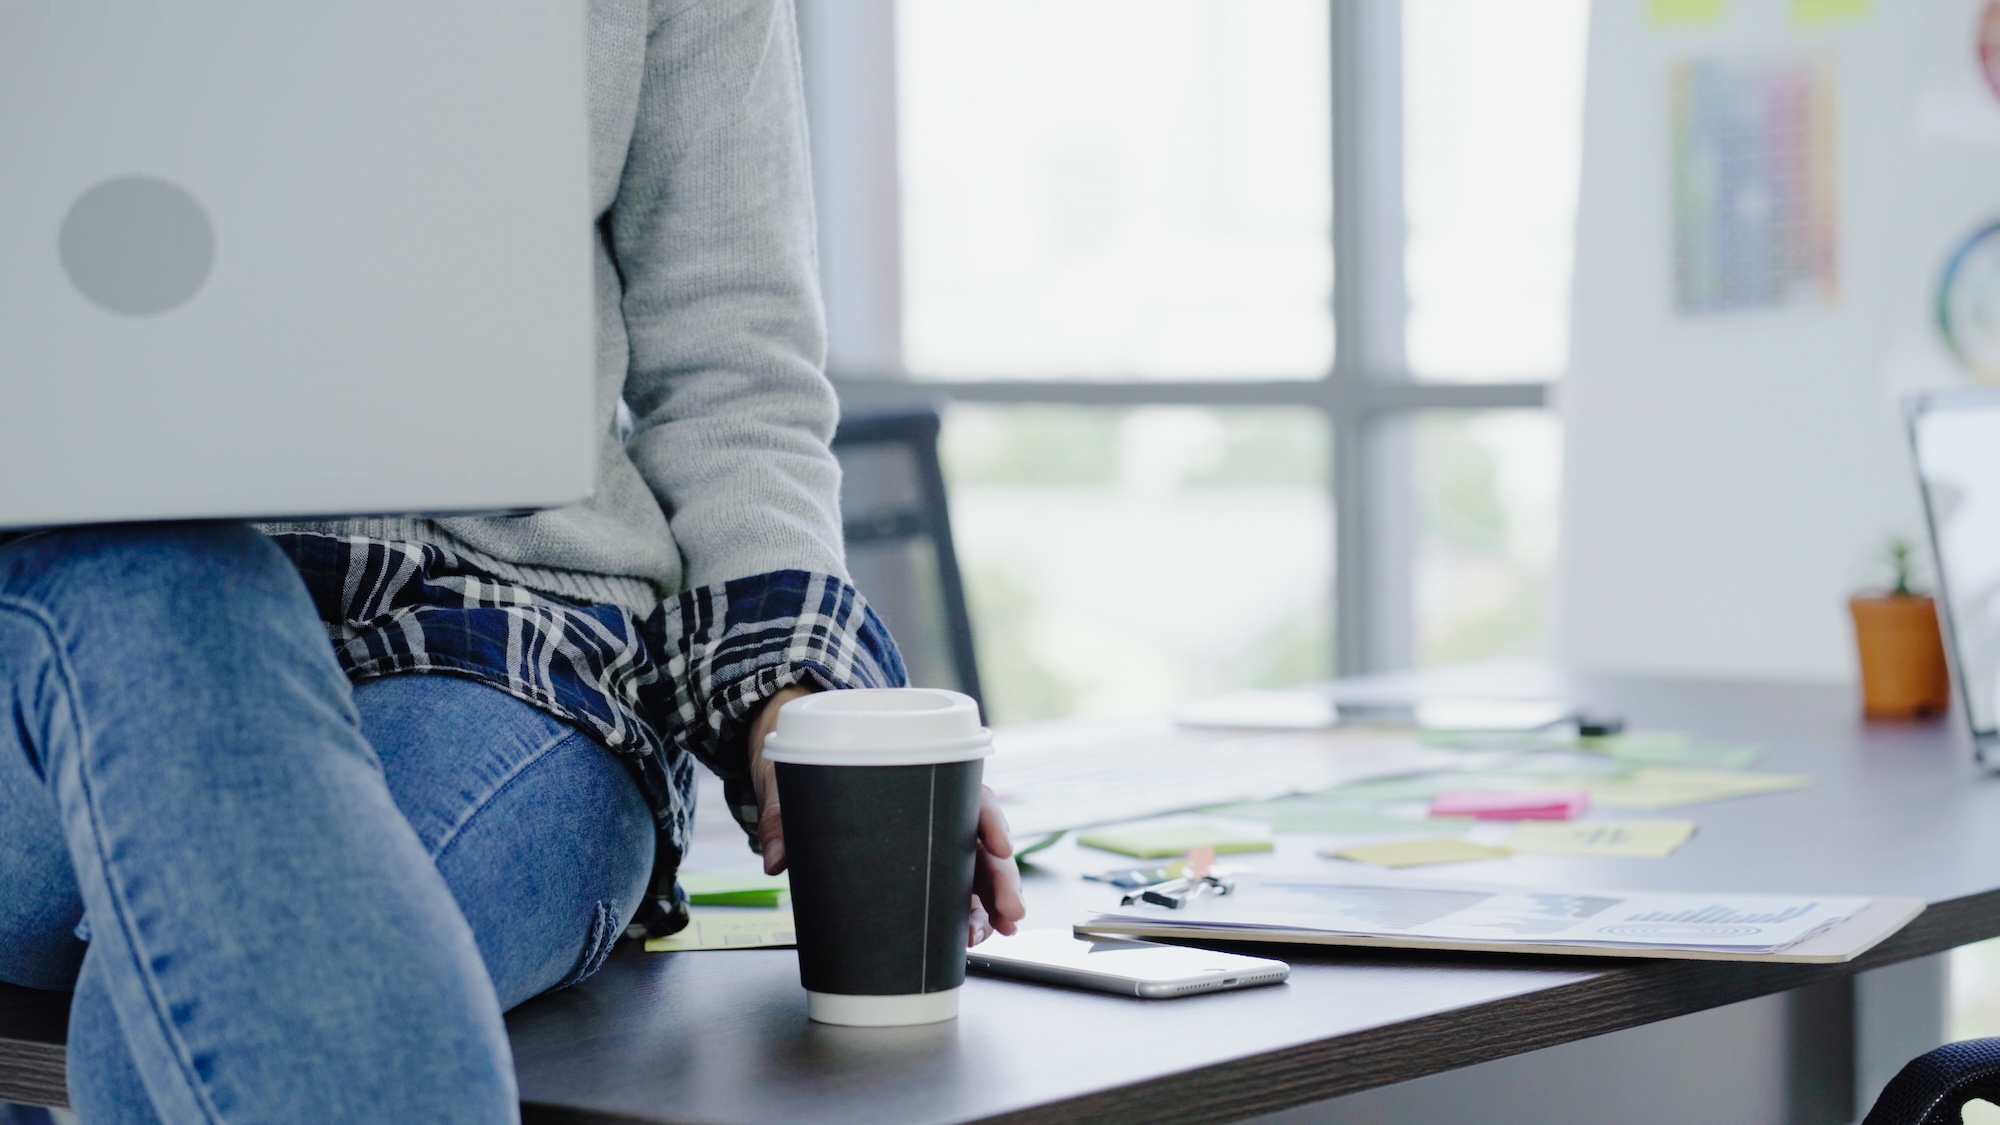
[806, 988, 960, 1027]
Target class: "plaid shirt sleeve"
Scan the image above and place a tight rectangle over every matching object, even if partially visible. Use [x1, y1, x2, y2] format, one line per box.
[639, 568, 906, 874]
[622, 569, 904, 938]
[266, 532, 902, 942]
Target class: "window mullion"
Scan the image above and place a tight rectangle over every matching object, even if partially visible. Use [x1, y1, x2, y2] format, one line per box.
[1329, 0, 1409, 675]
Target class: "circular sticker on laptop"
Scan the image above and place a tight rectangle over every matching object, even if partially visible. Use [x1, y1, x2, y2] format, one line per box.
[1939, 222, 2000, 381]
[59, 176, 216, 317]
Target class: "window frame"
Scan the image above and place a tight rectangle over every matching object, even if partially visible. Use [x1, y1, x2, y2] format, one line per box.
[806, 0, 1553, 677]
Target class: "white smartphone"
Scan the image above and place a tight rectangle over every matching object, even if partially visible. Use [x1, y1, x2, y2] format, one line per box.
[967, 929, 1289, 999]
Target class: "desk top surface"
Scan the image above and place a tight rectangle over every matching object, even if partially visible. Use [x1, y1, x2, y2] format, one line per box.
[502, 669, 2000, 1124]
[7, 669, 2000, 1122]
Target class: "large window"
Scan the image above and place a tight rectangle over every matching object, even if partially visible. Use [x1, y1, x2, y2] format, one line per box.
[1411, 411, 1564, 665]
[1404, 0, 1590, 381]
[944, 406, 1331, 723]
[897, 1, 1334, 381]
[801, 0, 1589, 721]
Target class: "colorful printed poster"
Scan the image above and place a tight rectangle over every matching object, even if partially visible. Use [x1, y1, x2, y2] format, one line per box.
[1982, 1, 2000, 102]
[1651, 0, 1724, 24]
[1791, 0, 1870, 25]
[1671, 57, 1840, 315]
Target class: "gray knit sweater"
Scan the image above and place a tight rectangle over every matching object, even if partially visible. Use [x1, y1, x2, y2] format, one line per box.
[268, 0, 841, 614]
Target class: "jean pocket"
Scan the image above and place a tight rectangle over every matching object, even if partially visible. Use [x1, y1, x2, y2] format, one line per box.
[556, 900, 620, 990]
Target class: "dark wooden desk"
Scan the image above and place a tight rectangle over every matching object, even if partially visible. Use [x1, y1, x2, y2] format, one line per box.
[7, 672, 2000, 1122]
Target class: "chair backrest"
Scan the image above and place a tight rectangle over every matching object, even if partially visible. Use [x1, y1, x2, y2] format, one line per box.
[1863, 1036, 2000, 1125]
[831, 405, 983, 710]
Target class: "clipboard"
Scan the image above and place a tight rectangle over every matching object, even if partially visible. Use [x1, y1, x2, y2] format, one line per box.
[1075, 895, 1926, 964]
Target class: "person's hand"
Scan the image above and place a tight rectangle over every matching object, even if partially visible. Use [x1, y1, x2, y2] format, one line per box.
[967, 785, 1026, 945]
[744, 686, 1027, 943]
[746, 685, 814, 875]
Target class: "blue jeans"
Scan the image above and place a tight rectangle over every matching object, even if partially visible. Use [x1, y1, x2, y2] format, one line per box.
[0, 524, 656, 1122]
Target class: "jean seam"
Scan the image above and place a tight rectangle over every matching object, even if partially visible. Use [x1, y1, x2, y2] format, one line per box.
[556, 901, 620, 991]
[428, 722, 584, 864]
[0, 595, 224, 1124]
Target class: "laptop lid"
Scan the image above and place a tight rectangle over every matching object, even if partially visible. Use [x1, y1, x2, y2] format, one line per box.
[0, 2, 595, 529]
[1906, 387, 2000, 766]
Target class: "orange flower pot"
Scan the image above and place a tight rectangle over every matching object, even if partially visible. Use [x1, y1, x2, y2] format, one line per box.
[1848, 595, 1951, 720]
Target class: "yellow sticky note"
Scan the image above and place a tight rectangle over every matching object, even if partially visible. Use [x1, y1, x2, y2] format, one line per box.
[1792, 0, 1868, 24]
[1588, 769, 1810, 810]
[1650, 0, 1724, 24]
[644, 909, 795, 952]
[1325, 837, 1512, 869]
[1503, 819, 1697, 859]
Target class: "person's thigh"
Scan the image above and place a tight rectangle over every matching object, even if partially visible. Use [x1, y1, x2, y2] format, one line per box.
[0, 612, 85, 990]
[3, 523, 517, 1122]
[0, 773, 83, 991]
[356, 675, 656, 1010]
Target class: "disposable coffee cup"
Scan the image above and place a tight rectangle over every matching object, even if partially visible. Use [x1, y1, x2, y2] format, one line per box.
[762, 688, 993, 1027]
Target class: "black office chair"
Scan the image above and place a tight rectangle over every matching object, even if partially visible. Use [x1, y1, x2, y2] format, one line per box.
[830, 405, 984, 711]
[1864, 1038, 2000, 1124]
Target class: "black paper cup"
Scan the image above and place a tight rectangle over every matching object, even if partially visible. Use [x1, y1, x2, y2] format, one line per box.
[763, 689, 993, 1026]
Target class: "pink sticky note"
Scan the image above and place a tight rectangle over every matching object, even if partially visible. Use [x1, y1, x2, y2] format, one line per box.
[1430, 788, 1590, 820]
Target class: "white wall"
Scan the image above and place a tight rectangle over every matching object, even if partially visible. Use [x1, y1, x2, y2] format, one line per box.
[1558, 0, 1962, 679]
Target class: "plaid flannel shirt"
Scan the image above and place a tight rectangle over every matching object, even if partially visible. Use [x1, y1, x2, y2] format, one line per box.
[269, 532, 906, 939]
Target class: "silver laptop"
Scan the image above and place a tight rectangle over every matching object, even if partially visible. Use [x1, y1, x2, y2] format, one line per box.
[0, 3, 595, 529]
[1907, 387, 2000, 767]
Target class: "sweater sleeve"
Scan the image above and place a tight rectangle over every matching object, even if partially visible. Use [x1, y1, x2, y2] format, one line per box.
[609, 0, 845, 590]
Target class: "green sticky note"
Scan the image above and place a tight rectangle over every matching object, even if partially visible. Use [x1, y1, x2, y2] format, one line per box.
[1417, 730, 1569, 751]
[1583, 734, 1761, 770]
[1317, 776, 1457, 803]
[1326, 837, 1512, 869]
[1792, 0, 1868, 24]
[677, 871, 789, 908]
[1076, 824, 1274, 859]
[1015, 830, 1066, 865]
[1503, 819, 1697, 859]
[1478, 756, 1637, 780]
[1203, 797, 1474, 835]
[1589, 769, 1810, 810]
[1276, 810, 1478, 835]
[1650, 0, 1724, 23]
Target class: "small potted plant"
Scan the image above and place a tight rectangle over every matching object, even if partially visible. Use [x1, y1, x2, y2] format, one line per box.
[1849, 537, 1951, 719]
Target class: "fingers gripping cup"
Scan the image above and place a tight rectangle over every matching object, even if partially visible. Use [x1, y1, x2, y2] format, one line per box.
[762, 688, 993, 1027]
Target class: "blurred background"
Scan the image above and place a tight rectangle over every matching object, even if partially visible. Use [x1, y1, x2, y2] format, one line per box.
[795, 0, 2000, 1105]
[802, 0, 1580, 727]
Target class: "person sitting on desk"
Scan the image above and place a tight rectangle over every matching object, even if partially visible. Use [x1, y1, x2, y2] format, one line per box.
[0, 2, 1025, 1120]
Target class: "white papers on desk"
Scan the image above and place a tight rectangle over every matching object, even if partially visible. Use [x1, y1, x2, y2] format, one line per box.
[986, 720, 1473, 836]
[1089, 879, 1869, 955]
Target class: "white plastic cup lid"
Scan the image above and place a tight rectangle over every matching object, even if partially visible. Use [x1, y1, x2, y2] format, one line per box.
[760, 688, 992, 766]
